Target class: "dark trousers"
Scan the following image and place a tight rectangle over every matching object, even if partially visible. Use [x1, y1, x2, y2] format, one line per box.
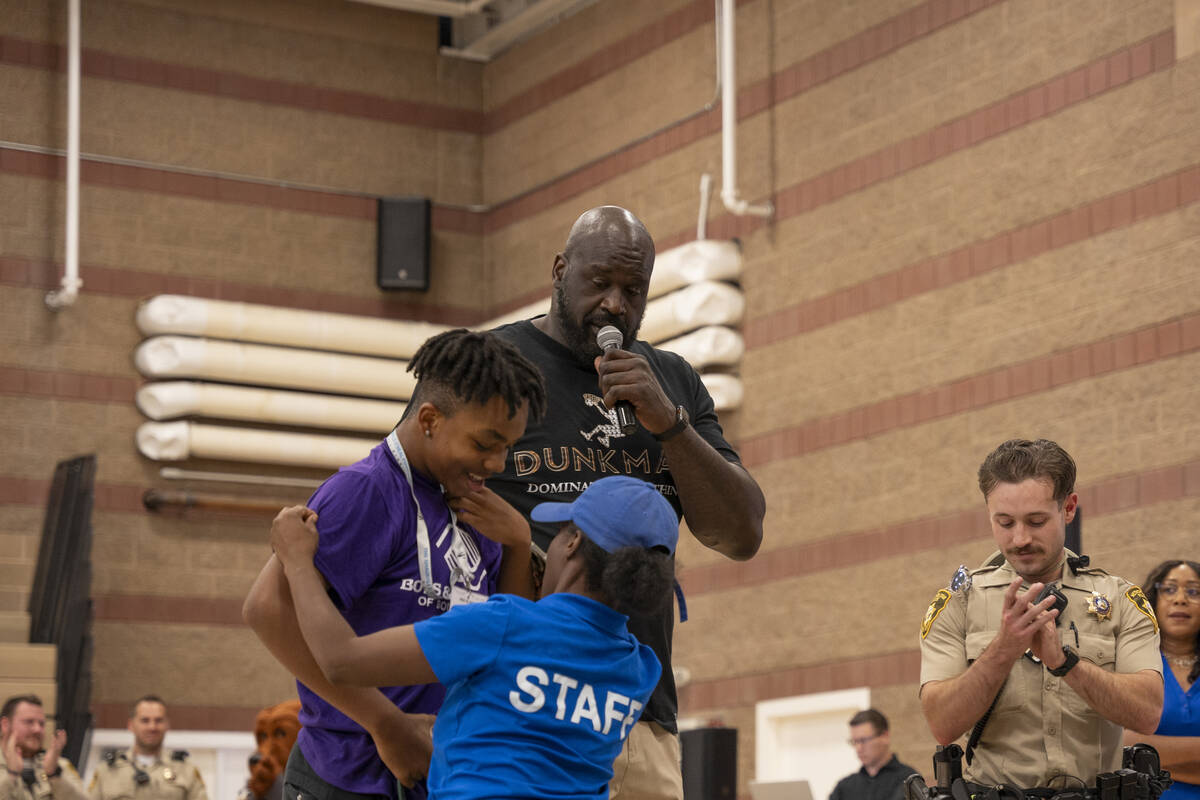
[283, 744, 427, 800]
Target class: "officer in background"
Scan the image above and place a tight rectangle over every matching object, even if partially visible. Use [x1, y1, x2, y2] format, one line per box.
[89, 696, 207, 800]
[0, 694, 86, 800]
[919, 439, 1163, 792]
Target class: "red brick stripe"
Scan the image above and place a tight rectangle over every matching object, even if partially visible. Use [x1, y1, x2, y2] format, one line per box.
[0, 363, 136, 403]
[740, 313, 1200, 469]
[680, 457, 1200, 596]
[93, 595, 245, 626]
[0, 147, 484, 237]
[91, 702, 258, 731]
[679, 650, 921, 712]
[658, 29, 1178, 250]
[0, 34, 481, 133]
[743, 164, 1200, 349]
[0, 476, 145, 513]
[484, 0, 724, 132]
[0, 256, 483, 325]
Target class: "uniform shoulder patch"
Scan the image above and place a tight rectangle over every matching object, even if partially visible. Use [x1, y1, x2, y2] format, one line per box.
[1125, 585, 1159, 633]
[921, 589, 953, 639]
[171, 750, 190, 761]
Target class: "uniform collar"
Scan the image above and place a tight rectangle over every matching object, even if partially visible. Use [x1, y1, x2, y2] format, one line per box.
[127, 748, 162, 766]
[974, 549, 1077, 588]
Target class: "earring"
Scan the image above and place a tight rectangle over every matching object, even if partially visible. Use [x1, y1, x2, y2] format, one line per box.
[424, 429, 432, 438]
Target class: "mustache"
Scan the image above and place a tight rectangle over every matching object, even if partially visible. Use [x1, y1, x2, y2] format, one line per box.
[1007, 546, 1043, 556]
[587, 314, 625, 333]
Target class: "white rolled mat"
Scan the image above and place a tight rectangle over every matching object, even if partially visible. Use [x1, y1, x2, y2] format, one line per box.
[136, 421, 376, 469]
[134, 336, 416, 400]
[137, 294, 449, 359]
[658, 326, 744, 369]
[136, 381, 405, 433]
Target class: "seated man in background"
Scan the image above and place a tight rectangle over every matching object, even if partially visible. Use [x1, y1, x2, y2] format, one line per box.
[0, 694, 86, 800]
[829, 709, 917, 800]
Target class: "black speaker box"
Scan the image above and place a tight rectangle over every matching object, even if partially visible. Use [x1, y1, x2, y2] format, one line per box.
[681, 727, 737, 800]
[377, 196, 431, 290]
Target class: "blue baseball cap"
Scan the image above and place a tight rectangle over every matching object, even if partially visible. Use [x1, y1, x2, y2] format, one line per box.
[530, 476, 679, 554]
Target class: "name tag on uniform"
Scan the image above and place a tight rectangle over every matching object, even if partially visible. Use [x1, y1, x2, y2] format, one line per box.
[449, 585, 488, 607]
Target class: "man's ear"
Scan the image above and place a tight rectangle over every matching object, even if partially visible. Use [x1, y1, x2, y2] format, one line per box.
[551, 254, 568, 284]
[1062, 492, 1079, 524]
[1, 717, 11, 737]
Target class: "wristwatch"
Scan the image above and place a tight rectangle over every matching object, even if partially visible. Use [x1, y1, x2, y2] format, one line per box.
[652, 405, 690, 441]
[1046, 645, 1079, 676]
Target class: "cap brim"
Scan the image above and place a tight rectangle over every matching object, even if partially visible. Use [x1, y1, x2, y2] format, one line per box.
[530, 501, 575, 523]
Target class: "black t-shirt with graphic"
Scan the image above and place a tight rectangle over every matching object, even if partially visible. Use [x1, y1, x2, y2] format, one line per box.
[491, 319, 743, 732]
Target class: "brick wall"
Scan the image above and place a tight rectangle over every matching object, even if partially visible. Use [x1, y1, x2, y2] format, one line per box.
[2, 0, 1198, 794]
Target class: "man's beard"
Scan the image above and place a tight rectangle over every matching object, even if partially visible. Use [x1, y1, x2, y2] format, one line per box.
[552, 283, 638, 366]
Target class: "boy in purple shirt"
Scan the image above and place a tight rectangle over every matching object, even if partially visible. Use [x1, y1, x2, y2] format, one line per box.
[244, 330, 547, 800]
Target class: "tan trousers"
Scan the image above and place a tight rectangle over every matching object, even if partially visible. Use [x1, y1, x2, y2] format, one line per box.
[609, 721, 684, 800]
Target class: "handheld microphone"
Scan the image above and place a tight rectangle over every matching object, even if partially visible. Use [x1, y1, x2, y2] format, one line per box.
[596, 325, 638, 436]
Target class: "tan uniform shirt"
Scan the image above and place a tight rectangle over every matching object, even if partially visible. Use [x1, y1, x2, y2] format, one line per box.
[88, 751, 206, 800]
[0, 758, 87, 800]
[920, 551, 1162, 789]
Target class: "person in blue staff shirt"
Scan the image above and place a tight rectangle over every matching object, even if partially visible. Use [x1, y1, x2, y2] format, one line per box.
[269, 475, 678, 800]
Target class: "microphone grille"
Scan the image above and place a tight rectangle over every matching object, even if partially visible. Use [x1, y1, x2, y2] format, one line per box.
[596, 325, 624, 350]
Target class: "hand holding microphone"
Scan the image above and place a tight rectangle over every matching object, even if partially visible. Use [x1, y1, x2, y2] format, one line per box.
[595, 325, 639, 436]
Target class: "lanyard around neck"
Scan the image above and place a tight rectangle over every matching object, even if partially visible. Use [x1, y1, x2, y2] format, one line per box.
[385, 430, 461, 599]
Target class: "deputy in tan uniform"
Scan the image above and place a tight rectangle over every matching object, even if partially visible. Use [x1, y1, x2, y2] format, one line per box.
[89, 697, 206, 800]
[0, 694, 87, 800]
[919, 439, 1163, 791]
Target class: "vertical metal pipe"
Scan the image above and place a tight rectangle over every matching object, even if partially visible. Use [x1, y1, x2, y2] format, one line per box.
[47, 0, 83, 309]
[718, 0, 773, 219]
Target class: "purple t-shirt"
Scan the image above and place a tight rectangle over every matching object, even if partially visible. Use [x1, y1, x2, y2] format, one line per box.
[294, 440, 504, 799]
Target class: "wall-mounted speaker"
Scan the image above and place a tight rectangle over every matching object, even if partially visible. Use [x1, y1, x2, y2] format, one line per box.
[681, 727, 737, 800]
[377, 196, 431, 291]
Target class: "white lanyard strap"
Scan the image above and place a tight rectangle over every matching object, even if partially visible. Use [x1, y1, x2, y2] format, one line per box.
[385, 431, 461, 598]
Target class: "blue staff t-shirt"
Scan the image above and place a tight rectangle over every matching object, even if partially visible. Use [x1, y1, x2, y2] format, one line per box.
[296, 440, 504, 800]
[414, 593, 661, 800]
[1155, 653, 1200, 800]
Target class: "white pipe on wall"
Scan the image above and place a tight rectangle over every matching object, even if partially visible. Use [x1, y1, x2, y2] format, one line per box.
[719, 0, 773, 219]
[134, 336, 416, 400]
[45, 0, 82, 310]
[137, 421, 376, 469]
[136, 381, 405, 433]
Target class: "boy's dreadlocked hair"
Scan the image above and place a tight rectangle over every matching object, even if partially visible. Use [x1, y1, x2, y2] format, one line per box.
[406, 329, 547, 421]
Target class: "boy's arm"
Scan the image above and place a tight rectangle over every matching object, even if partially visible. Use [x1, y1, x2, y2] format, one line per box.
[243, 549, 433, 787]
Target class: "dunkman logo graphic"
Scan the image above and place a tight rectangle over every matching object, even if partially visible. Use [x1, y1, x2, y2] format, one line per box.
[579, 393, 625, 447]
